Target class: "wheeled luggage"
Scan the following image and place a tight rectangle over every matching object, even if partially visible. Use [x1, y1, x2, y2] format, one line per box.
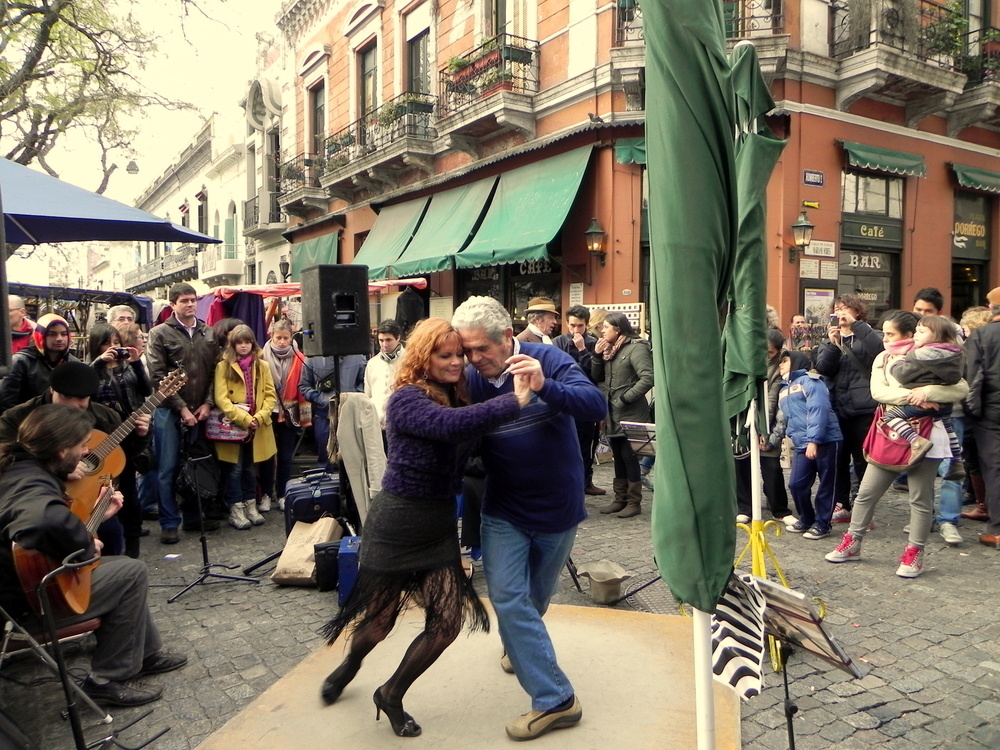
[337, 536, 361, 606]
[283, 468, 341, 535]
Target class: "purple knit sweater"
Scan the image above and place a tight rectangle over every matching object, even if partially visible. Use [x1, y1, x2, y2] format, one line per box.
[381, 384, 521, 501]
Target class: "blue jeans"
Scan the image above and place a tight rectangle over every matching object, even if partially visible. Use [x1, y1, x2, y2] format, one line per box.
[153, 407, 184, 530]
[788, 442, 842, 533]
[225, 442, 258, 506]
[313, 413, 331, 467]
[936, 416, 965, 524]
[481, 513, 576, 712]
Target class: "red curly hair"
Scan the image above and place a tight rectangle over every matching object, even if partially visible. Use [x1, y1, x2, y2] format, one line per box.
[395, 318, 468, 406]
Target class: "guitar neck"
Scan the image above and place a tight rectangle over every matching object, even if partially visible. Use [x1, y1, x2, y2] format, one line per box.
[85, 484, 116, 537]
[88, 391, 167, 462]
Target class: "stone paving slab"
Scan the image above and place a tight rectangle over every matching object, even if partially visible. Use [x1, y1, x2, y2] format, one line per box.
[2, 459, 999, 748]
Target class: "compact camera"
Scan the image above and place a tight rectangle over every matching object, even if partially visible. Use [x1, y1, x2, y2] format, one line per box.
[829, 314, 840, 326]
[114, 347, 130, 360]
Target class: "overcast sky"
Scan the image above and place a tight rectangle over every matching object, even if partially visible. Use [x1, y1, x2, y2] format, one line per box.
[53, 0, 282, 203]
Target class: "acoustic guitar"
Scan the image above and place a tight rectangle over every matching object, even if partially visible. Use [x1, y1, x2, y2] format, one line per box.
[65, 368, 187, 517]
[12, 481, 117, 619]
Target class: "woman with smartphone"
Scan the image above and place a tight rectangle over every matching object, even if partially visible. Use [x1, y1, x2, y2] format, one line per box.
[812, 295, 885, 522]
[88, 322, 153, 558]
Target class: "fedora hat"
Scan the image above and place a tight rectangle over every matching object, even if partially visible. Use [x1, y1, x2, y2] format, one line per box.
[524, 297, 558, 315]
[988, 287, 1000, 306]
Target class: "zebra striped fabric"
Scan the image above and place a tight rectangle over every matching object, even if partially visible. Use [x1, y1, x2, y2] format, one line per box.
[711, 573, 766, 700]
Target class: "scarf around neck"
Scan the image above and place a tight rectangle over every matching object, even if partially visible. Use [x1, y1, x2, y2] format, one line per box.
[597, 334, 628, 361]
[238, 354, 256, 413]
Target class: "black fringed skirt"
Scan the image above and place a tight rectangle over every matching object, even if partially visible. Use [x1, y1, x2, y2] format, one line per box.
[321, 489, 489, 644]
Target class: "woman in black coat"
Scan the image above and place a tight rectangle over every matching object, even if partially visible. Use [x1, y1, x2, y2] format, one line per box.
[592, 313, 654, 518]
[812, 295, 884, 516]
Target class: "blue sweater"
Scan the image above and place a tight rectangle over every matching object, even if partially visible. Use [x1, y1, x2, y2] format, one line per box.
[381, 384, 521, 502]
[466, 342, 607, 533]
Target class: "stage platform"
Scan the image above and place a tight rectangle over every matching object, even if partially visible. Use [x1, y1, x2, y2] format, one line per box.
[196, 602, 741, 749]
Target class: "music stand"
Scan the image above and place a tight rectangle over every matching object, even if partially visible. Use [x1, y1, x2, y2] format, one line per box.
[166, 452, 258, 603]
[750, 575, 864, 750]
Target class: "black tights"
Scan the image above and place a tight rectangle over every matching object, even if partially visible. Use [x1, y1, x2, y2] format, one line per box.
[332, 567, 464, 703]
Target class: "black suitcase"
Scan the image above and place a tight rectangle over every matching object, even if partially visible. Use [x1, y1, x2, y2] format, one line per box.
[283, 468, 341, 535]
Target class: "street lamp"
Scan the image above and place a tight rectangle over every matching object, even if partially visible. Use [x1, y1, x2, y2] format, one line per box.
[126, 160, 139, 175]
[278, 260, 290, 281]
[585, 217, 606, 267]
[789, 210, 814, 263]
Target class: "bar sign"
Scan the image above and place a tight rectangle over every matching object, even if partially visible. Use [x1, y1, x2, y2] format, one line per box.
[803, 170, 824, 187]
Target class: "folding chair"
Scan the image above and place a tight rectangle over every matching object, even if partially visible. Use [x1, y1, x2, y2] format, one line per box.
[0, 602, 112, 724]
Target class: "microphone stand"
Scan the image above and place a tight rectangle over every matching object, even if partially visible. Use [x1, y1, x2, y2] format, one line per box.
[167, 452, 258, 603]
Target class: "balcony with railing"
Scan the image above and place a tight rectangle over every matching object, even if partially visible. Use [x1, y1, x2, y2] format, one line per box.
[276, 154, 329, 217]
[320, 92, 438, 202]
[830, 0, 968, 116]
[949, 26, 1000, 134]
[243, 192, 285, 237]
[199, 243, 242, 284]
[435, 33, 538, 148]
[123, 244, 199, 293]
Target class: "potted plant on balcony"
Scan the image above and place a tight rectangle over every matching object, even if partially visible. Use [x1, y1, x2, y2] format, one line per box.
[480, 68, 514, 97]
[401, 92, 434, 115]
[472, 37, 501, 75]
[447, 55, 476, 86]
[502, 43, 533, 64]
[918, 0, 967, 59]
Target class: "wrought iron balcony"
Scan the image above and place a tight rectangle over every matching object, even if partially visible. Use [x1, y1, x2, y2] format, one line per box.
[123, 244, 199, 292]
[323, 92, 438, 171]
[614, 0, 644, 46]
[955, 26, 1000, 87]
[832, 0, 967, 68]
[277, 154, 328, 217]
[437, 33, 538, 116]
[723, 0, 785, 40]
[243, 192, 284, 235]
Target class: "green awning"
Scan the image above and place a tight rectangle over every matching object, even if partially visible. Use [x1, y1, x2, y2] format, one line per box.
[351, 198, 429, 281]
[842, 140, 926, 177]
[456, 146, 592, 269]
[615, 138, 647, 165]
[952, 163, 1000, 194]
[390, 177, 498, 277]
[290, 232, 338, 281]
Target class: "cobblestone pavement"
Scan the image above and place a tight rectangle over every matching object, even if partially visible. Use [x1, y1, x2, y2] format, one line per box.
[3, 457, 1000, 749]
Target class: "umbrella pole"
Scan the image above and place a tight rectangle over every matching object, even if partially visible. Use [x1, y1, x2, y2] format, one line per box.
[692, 607, 716, 750]
[747, 400, 763, 522]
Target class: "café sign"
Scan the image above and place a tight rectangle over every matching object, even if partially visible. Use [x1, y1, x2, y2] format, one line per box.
[841, 216, 903, 249]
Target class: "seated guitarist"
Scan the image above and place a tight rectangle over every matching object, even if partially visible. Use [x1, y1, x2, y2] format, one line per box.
[0, 404, 187, 707]
[0, 362, 150, 557]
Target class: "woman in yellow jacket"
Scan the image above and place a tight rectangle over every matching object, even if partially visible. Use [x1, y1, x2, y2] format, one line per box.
[214, 324, 277, 530]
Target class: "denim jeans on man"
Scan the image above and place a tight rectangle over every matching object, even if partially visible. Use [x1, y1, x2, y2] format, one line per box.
[480, 513, 576, 712]
[936, 415, 965, 524]
[153, 407, 195, 530]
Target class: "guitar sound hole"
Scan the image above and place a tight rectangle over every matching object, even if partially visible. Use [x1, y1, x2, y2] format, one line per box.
[83, 456, 101, 472]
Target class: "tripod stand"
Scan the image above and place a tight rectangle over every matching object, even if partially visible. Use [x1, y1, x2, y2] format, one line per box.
[167, 453, 258, 603]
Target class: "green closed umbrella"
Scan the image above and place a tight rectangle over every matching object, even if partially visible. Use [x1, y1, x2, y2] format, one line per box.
[646, 0, 738, 614]
[722, 41, 787, 429]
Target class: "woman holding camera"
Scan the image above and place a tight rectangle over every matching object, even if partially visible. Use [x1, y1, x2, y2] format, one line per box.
[813, 295, 884, 521]
[89, 322, 153, 558]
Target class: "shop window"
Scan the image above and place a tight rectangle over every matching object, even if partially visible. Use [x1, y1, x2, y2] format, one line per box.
[842, 172, 903, 219]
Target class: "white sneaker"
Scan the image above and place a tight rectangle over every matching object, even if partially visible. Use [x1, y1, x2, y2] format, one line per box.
[779, 514, 798, 526]
[825, 533, 862, 563]
[896, 545, 925, 578]
[228, 503, 251, 530]
[939, 522, 962, 546]
[244, 501, 265, 526]
[831, 505, 851, 523]
[500, 650, 514, 674]
[736, 514, 751, 524]
[258, 495, 271, 513]
[277, 496, 285, 512]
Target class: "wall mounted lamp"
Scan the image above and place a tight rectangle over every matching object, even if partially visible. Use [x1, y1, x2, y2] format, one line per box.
[789, 210, 815, 263]
[278, 260, 291, 281]
[585, 217, 606, 267]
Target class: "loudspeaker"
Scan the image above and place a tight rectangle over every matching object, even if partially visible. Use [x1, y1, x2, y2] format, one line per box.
[300, 265, 370, 356]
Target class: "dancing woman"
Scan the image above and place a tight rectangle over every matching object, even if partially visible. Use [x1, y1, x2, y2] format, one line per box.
[319, 317, 531, 737]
